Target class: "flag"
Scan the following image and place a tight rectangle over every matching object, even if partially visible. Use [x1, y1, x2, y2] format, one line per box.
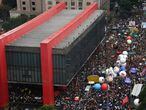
[122, 96, 129, 106]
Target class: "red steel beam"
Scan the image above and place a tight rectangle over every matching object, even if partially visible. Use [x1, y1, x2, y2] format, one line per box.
[0, 42, 8, 107]
[0, 2, 66, 108]
[0, 2, 66, 44]
[40, 3, 98, 105]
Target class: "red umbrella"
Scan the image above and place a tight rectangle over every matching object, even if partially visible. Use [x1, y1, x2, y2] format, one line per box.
[74, 96, 79, 101]
[65, 97, 70, 100]
[101, 83, 108, 91]
[122, 96, 129, 106]
[126, 36, 132, 40]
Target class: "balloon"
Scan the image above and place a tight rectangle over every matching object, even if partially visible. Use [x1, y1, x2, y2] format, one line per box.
[119, 71, 127, 77]
[101, 70, 106, 74]
[120, 58, 126, 64]
[114, 66, 120, 73]
[108, 67, 114, 75]
[93, 83, 101, 90]
[134, 98, 140, 106]
[127, 36, 132, 40]
[74, 96, 79, 101]
[121, 63, 127, 67]
[122, 55, 128, 59]
[116, 60, 121, 66]
[122, 51, 128, 55]
[130, 68, 137, 74]
[113, 73, 117, 77]
[127, 39, 132, 44]
[99, 77, 105, 83]
[105, 69, 109, 75]
[124, 77, 131, 84]
[118, 54, 124, 60]
[106, 76, 113, 82]
[101, 83, 108, 91]
[120, 66, 126, 71]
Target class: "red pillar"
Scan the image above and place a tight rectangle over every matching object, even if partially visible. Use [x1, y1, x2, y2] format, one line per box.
[0, 2, 66, 108]
[40, 44, 54, 104]
[0, 42, 9, 108]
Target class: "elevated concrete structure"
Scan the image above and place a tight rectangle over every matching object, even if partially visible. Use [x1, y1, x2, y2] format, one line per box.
[0, 2, 105, 107]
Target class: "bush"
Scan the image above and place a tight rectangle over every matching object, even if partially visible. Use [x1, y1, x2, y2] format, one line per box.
[40, 105, 56, 110]
[2, 14, 36, 31]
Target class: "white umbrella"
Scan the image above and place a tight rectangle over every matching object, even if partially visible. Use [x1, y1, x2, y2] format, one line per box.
[119, 71, 127, 77]
[122, 51, 128, 55]
[99, 77, 105, 83]
[134, 98, 140, 106]
[114, 66, 120, 73]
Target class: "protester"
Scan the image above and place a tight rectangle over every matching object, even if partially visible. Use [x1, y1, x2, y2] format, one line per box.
[55, 14, 146, 110]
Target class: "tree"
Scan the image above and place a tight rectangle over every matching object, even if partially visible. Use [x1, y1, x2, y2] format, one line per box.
[40, 105, 56, 110]
[2, 0, 16, 8]
[137, 85, 146, 110]
[116, 0, 141, 18]
[0, 4, 10, 21]
[2, 14, 36, 31]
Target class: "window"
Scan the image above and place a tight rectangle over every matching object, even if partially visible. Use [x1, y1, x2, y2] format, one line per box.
[79, 7, 82, 10]
[32, 7, 36, 11]
[23, 7, 26, 10]
[22, 1, 26, 5]
[87, 2, 91, 6]
[78, 2, 82, 7]
[71, 7, 75, 9]
[71, 2, 75, 6]
[32, 2, 35, 5]
[56, 1, 60, 4]
[65, 2, 67, 5]
[48, 1, 52, 5]
[48, 6, 51, 9]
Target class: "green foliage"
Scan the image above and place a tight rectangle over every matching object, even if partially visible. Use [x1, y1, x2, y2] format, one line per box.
[2, 0, 16, 8]
[137, 85, 146, 110]
[40, 105, 56, 110]
[116, 0, 141, 17]
[0, 4, 10, 21]
[118, 0, 140, 10]
[2, 15, 36, 31]
[118, 0, 132, 11]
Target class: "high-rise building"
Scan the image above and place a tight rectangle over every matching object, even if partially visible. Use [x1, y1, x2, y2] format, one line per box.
[16, 0, 110, 15]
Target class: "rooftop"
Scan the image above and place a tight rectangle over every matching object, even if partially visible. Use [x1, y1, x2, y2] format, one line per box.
[6, 10, 104, 53]
[7, 10, 82, 47]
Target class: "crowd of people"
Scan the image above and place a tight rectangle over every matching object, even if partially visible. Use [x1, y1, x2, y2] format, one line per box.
[7, 3, 146, 110]
[9, 84, 42, 108]
[55, 13, 146, 110]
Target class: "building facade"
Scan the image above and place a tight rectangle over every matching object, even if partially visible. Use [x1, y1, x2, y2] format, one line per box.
[16, 0, 110, 15]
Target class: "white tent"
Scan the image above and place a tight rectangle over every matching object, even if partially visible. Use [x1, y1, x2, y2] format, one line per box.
[131, 84, 143, 96]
